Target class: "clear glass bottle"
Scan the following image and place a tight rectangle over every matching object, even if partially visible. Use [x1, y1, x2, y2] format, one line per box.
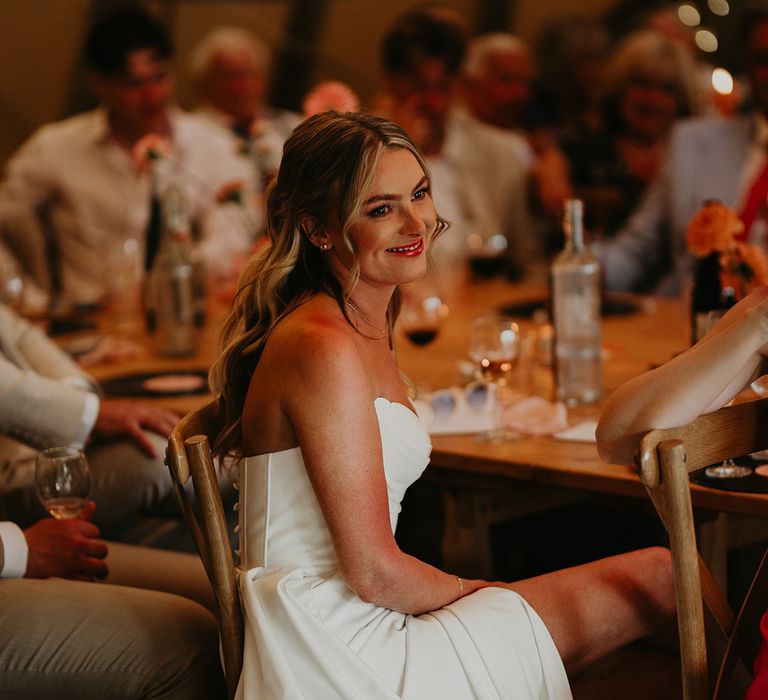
[550, 199, 602, 405]
[145, 187, 198, 356]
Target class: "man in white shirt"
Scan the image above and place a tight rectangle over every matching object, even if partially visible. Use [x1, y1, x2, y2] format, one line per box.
[601, 3, 768, 295]
[190, 25, 301, 192]
[377, 9, 536, 274]
[0, 4, 255, 307]
[459, 32, 535, 167]
[0, 298, 225, 694]
[0, 303, 183, 538]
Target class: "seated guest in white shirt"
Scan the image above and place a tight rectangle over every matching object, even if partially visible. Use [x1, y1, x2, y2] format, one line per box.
[0, 501, 224, 698]
[0, 4, 255, 307]
[190, 25, 301, 191]
[459, 32, 535, 168]
[600, 3, 768, 295]
[0, 301, 187, 539]
[376, 9, 536, 274]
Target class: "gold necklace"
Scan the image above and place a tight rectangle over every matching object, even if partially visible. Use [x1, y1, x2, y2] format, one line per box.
[346, 300, 389, 338]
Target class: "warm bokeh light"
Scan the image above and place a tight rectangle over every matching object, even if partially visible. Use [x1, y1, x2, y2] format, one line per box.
[695, 29, 719, 52]
[678, 3, 701, 27]
[708, 0, 730, 16]
[711, 67, 733, 95]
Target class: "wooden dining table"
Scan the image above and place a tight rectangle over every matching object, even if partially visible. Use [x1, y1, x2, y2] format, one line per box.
[81, 272, 768, 578]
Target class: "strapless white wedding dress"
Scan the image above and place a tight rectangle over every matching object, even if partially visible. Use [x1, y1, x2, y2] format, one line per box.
[236, 397, 571, 699]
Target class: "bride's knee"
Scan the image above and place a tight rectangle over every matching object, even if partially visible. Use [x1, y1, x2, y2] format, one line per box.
[636, 546, 676, 617]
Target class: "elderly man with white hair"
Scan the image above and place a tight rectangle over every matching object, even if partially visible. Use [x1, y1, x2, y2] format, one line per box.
[461, 33, 534, 152]
[458, 34, 535, 171]
[191, 26, 301, 189]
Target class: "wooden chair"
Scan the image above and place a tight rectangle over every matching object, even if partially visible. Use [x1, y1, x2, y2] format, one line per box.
[166, 397, 243, 700]
[637, 397, 768, 699]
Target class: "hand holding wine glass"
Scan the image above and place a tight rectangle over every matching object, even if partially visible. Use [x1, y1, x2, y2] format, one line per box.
[23, 502, 108, 580]
[468, 316, 520, 441]
[35, 447, 92, 520]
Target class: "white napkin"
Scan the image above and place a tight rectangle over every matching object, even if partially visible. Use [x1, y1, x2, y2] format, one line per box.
[504, 396, 568, 435]
[415, 386, 570, 437]
[553, 421, 598, 443]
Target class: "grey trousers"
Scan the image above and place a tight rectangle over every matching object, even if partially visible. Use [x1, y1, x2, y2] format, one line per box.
[2, 432, 176, 531]
[0, 578, 226, 699]
[3, 432, 236, 539]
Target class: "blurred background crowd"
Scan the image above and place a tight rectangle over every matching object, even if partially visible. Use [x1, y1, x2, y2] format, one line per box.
[0, 0, 757, 311]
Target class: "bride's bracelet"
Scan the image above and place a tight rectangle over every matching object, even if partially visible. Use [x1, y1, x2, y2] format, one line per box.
[455, 575, 464, 598]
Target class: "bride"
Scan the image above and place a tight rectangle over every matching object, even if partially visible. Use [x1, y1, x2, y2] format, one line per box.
[209, 111, 676, 698]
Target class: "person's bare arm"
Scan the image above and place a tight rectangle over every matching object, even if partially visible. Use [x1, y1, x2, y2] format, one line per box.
[279, 325, 490, 615]
[597, 287, 768, 465]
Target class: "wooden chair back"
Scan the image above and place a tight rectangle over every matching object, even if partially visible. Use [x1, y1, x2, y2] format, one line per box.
[166, 397, 243, 700]
[637, 397, 768, 699]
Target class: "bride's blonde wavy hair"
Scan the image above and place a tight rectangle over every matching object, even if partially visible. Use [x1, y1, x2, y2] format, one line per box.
[209, 111, 447, 457]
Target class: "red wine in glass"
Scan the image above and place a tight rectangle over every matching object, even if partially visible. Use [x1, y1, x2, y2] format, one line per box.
[405, 326, 439, 346]
[468, 253, 506, 280]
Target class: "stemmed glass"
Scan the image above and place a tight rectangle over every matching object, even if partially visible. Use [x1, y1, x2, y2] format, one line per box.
[704, 458, 753, 479]
[465, 233, 509, 281]
[699, 392, 754, 477]
[400, 291, 446, 348]
[468, 316, 520, 441]
[35, 447, 92, 519]
[399, 280, 448, 397]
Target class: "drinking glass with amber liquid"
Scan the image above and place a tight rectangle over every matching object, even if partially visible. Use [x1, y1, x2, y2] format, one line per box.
[35, 447, 91, 519]
[468, 316, 520, 441]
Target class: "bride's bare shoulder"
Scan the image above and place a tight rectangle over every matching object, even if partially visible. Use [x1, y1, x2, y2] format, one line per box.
[264, 298, 364, 376]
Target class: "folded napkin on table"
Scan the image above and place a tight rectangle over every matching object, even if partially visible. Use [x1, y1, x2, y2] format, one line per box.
[503, 396, 568, 435]
[415, 385, 569, 437]
[553, 421, 598, 443]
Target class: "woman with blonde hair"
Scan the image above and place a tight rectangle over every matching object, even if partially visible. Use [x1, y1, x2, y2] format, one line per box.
[210, 110, 676, 698]
[560, 29, 700, 244]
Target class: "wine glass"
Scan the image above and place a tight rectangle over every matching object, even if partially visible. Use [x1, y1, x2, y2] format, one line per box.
[399, 281, 448, 397]
[468, 316, 520, 441]
[704, 458, 753, 479]
[35, 447, 92, 519]
[465, 233, 509, 281]
[399, 291, 447, 348]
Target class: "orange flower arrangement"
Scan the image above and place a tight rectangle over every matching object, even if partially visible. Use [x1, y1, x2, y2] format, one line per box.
[686, 201, 743, 256]
[686, 200, 768, 300]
